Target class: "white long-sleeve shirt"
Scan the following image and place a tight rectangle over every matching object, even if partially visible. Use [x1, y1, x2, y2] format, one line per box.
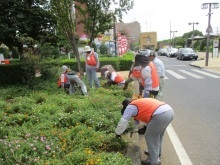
[152, 57, 165, 78]
[141, 66, 152, 91]
[115, 104, 172, 135]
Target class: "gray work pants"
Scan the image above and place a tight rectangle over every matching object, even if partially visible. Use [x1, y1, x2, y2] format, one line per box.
[155, 77, 165, 101]
[86, 67, 100, 88]
[66, 75, 87, 95]
[144, 109, 174, 164]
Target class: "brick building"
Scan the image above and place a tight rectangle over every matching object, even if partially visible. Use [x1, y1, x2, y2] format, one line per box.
[74, 2, 86, 37]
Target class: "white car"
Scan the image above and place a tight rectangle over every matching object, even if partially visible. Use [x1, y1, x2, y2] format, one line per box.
[167, 48, 178, 58]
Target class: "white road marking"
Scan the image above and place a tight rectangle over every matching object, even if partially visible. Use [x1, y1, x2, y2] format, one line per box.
[166, 65, 186, 67]
[179, 70, 204, 78]
[167, 124, 193, 165]
[166, 70, 186, 79]
[192, 69, 220, 78]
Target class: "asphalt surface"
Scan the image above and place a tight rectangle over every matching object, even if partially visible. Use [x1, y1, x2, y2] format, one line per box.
[110, 52, 220, 165]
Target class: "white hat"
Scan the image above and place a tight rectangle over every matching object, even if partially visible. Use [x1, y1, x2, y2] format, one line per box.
[84, 46, 91, 52]
[104, 70, 109, 78]
[61, 65, 68, 73]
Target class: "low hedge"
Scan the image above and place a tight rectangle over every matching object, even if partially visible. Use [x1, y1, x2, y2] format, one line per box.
[0, 55, 133, 86]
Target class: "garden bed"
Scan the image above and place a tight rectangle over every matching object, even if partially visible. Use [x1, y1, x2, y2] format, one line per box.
[0, 78, 134, 165]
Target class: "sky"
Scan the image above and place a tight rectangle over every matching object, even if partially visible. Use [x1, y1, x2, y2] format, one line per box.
[121, 0, 220, 41]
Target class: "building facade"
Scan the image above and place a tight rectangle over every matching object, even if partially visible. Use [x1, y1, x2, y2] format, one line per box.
[140, 32, 157, 50]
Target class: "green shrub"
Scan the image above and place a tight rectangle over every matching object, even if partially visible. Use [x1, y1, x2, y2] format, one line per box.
[0, 80, 134, 164]
[100, 43, 108, 54]
[38, 43, 59, 59]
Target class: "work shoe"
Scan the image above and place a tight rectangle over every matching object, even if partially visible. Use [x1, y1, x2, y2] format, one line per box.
[141, 160, 161, 165]
[123, 84, 128, 90]
[144, 151, 161, 157]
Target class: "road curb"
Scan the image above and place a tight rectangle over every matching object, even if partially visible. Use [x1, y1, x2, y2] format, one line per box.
[189, 64, 202, 69]
[125, 125, 142, 165]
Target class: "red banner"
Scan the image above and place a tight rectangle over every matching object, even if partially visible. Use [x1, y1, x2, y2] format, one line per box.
[117, 34, 128, 56]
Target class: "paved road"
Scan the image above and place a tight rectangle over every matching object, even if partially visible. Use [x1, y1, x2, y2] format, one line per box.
[141, 56, 220, 165]
[117, 55, 220, 165]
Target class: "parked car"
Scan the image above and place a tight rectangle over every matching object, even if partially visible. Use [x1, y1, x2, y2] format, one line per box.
[157, 48, 168, 56]
[176, 48, 198, 60]
[167, 48, 178, 57]
[139, 49, 151, 56]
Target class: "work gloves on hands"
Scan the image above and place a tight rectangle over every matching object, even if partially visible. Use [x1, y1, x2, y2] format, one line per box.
[137, 125, 147, 135]
[115, 134, 121, 138]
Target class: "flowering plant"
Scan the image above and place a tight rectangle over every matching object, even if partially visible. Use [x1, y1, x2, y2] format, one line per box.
[0, 78, 134, 164]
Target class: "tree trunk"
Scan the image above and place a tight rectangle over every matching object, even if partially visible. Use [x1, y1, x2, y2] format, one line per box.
[70, 37, 84, 76]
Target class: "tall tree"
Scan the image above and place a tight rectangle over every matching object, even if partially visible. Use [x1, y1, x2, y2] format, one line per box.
[75, 0, 134, 46]
[0, 0, 56, 55]
[50, 0, 84, 75]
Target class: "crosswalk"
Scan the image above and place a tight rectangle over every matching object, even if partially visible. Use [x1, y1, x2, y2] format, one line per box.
[165, 69, 220, 79]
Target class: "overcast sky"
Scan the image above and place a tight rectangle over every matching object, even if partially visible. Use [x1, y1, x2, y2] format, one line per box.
[121, 0, 220, 41]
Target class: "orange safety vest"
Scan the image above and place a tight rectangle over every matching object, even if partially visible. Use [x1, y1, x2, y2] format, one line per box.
[130, 98, 165, 123]
[131, 66, 142, 78]
[114, 73, 125, 84]
[141, 62, 159, 88]
[86, 52, 97, 66]
[57, 73, 68, 87]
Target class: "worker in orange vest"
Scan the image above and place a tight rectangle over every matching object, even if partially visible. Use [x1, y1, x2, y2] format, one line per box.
[115, 98, 174, 165]
[104, 70, 125, 87]
[58, 65, 71, 93]
[146, 51, 165, 101]
[138, 55, 159, 98]
[58, 65, 88, 95]
[123, 56, 142, 99]
[84, 46, 100, 88]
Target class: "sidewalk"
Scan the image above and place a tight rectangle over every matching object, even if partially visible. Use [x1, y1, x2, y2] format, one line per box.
[191, 52, 220, 73]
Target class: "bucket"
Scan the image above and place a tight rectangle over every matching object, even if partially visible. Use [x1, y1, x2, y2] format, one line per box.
[4, 60, 10, 64]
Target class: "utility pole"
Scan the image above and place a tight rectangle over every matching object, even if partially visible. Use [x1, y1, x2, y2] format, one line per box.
[202, 2, 219, 66]
[170, 21, 172, 40]
[145, 22, 148, 32]
[188, 22, 199, 49]
[170, 30, 178, 47]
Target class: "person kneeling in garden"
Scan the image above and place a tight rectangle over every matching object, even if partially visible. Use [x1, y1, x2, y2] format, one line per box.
[115, 98, 174, 165]
[104, 70, 125, 87]
[59, 65, 88, 96]
[58, 65, 71, 93]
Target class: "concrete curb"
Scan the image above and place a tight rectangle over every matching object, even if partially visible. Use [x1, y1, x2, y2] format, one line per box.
[189, 64, 202, 69]
[125, 125, 142, 165]
[189, 63, 220, 74]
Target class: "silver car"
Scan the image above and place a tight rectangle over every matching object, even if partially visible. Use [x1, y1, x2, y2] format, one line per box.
[139, 49, 151, 56]
[167, 48, 178, 58]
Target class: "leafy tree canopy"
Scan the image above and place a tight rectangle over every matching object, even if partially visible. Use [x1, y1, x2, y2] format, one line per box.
[182, 30, 203, 39]
[75, 0, 134, 45]
[0, 0, 57, 54]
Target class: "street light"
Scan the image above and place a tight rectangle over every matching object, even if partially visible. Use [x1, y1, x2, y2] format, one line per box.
[188, 22, 199, 49]
[201, 2, 219, 66]
[170, 30, 178, 47]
